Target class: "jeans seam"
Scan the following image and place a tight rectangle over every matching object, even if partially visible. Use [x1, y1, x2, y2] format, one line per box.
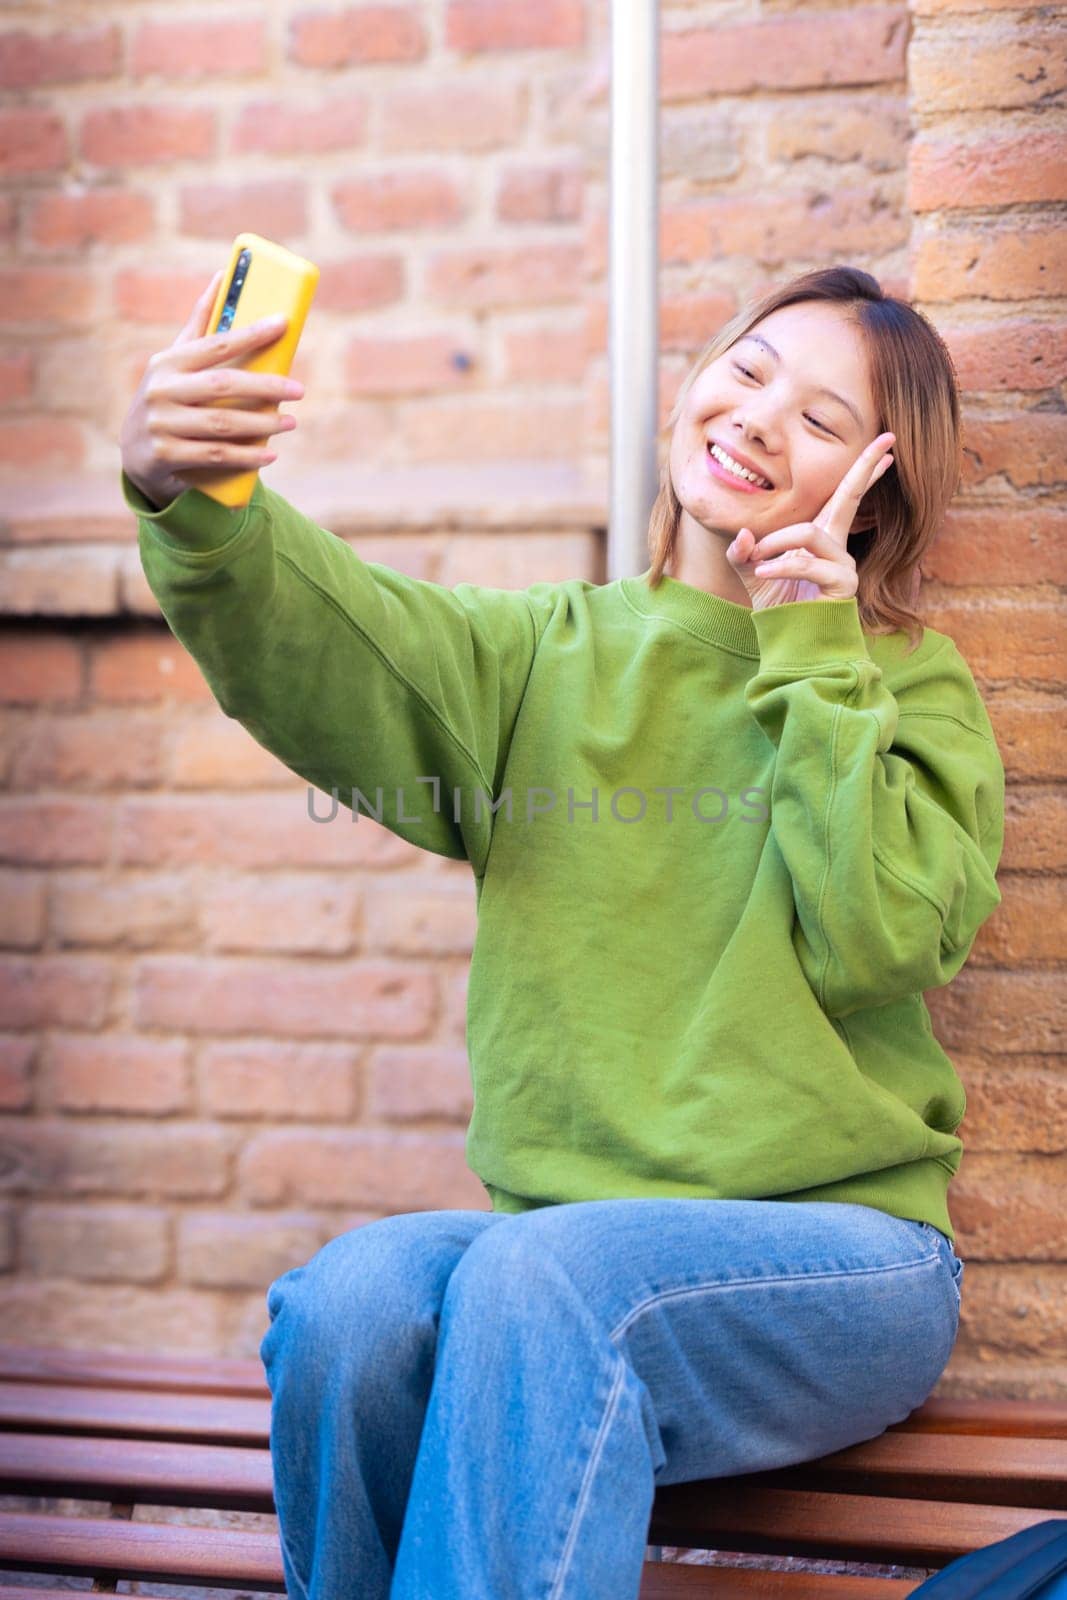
[608, 1254, 942, 1342]
[546, 1353, 627, 1600]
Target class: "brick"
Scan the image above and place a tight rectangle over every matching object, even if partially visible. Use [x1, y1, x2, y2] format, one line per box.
[945, 1153, 1066, 1266]
[0, 418, 86, 473]
[134, 956, 435, 1040]
[130, 17, 268, 79]
[50, 873, 195, 950]
[0, 350, 32, 405]
[913, 223, 1066, 303]
[953, 1056, 1066, 1154]
[910, 24, 1066, 114]
[446, 0, 585, 53]
[0, 546, 117, 614]
[113, 267, 231, 326]
[199, 871, 359, 955]
[0, 799, 112, 867]
[765, 96, 909, 171]
[440, 961, 469, 1044]
[314, 256, 406, 314]
[178, 180, 308, 241]
[178, 1212, 326, 1288]
[977, 872, 1064, 964]
[367, 1043, 473, 1121]
[232, 94, 369, 156]
[639, 291, 737, 355]
[20, 1203, 169, 1282]
[0, 1035, 34, 1111]
[0, 25, 121, 88]
[661, 7, 908, 98]
[0, 267, 93, 326]
[0, 108, 68, 176]
[289, 6, 426, 67]
[961, 411, 1066, 491]
[239, 1126, 481, 1210]
[910, 130, 1067, 212]
[921, 600, 1065, 685]
[0, 635, 82, 705]
[0, 957, 112, 1030]
[943, 318, 1067, 392]
[437, 531, 598, 588]
[924, 505, 1067, 587]
[0, 1281, 221, 1354]
[503, 318, 587, 383]
[27, 187, 155, 250]
[999, 789, 1065, 874]
[344, 332, 478, 396]
[929, 968, 1063, 1055]
[116, 793, 414, 868]
[0, 872, 45, 949]
[332, 171, 465, 233]
[198, 1039, 357, 1120]
[169, 714, 294, 789]
[495, 164, 583, 223]
[363, 878, 475, 956]
[986, 693, 1067, 782]
[80, 105, 216, 167]
[399, 395, 584, 462]
[0, 1116, 230, 1198]
[88, 633, 214, 704]
[660, 188, 906, 270]
[428, 242, 585, 312]
[11, 713, 164, 790]
[661, 109, 742, 184]
[49, 1033, 189, 1115]
[380, 81, 525, 154]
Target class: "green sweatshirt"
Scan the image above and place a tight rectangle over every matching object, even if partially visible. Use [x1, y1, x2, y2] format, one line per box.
[125, 469, 1005, 1246]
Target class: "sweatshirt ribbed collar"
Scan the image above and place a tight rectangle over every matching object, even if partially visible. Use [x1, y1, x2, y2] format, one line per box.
[621, 569, 761, 658]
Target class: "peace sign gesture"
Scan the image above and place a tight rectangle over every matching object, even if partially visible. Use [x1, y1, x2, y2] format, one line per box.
[725, 432, 895, 608]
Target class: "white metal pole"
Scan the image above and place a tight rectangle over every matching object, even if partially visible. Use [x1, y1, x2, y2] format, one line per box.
[607, 0, 660, 583]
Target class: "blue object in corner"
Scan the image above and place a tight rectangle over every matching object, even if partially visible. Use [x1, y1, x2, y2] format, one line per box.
[909, 1520, 1067, 1598]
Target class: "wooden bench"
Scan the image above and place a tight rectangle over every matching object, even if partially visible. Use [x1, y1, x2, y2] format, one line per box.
[0, 1342, 1063, 1597]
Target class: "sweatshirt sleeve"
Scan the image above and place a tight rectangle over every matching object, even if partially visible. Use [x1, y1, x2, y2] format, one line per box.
[744, 595, 1004, 1019]
[123, 469, 550, 874]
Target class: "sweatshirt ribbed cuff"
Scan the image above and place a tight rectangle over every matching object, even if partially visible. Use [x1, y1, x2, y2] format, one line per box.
[121, 468, 269, 556]
[749, 595, 871, 670]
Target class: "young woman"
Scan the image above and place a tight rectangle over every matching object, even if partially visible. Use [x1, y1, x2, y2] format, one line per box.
[120, 263, 1004, 1599]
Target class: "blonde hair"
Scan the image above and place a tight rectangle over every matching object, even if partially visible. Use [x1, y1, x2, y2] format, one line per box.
[645, 265, 964, 654]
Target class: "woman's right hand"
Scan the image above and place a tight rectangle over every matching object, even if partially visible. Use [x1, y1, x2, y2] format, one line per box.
[119, 268, 304, 510]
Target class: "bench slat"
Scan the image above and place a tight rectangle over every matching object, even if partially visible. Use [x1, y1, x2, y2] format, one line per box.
[638, 1567, 925, 1598]
[0, 1510, 285, 1589]
[1, 1347, 1064, 1443]
[1, 1426, 1060, 1515]
[649, 1482, 1061, 1567]
[754, 1429, 1067, 1510]
[0, 1381, 269, 1444]
[0, 1345, 264, 1397]
[0, 1431, 273, 1512]
[0, 1543, 922, 1600]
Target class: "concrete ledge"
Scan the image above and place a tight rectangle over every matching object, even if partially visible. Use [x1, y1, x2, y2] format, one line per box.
[0, 459, 611, 618]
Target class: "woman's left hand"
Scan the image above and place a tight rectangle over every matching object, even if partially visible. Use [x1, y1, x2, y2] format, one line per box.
[726, 431, 896, 609]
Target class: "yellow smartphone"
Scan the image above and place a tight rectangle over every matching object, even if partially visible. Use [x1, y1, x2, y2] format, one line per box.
[187, 232, 319, 508]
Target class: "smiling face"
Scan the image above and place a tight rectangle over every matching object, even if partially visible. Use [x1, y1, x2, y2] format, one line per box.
[666, 300, 882, 594]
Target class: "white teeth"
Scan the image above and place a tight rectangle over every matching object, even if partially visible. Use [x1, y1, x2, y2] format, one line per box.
[709, 442, 771, 488]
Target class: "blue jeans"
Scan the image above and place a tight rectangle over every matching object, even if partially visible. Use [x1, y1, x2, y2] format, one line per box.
[258, 1198, 964, 1600]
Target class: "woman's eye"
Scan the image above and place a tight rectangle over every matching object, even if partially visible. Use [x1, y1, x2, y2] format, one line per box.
[732, 364, 835, 436]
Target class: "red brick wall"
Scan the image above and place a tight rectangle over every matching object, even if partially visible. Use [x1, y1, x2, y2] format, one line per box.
[0, 0, 1063, 1393]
